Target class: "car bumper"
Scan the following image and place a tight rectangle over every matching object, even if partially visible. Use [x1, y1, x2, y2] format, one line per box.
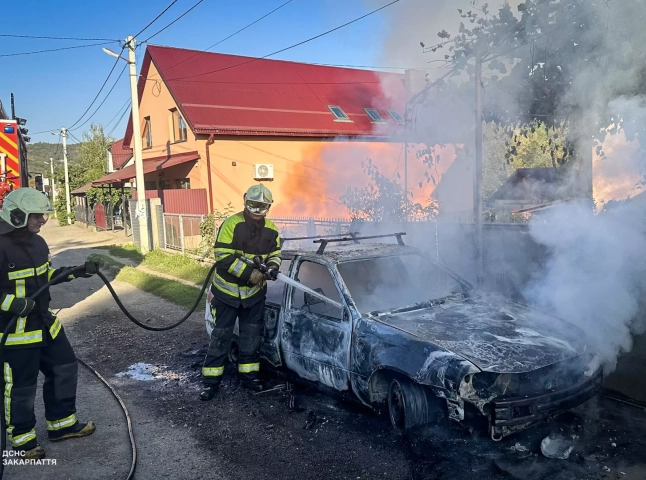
[490, 367, 603, 439]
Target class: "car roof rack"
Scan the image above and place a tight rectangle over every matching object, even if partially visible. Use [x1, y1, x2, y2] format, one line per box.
[313, 232, 406, 254]
[283, 232, 360, 243]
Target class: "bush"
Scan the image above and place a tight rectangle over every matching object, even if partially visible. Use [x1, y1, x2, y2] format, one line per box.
[54, 198, 73, 226]
[198, 203, 235, 259]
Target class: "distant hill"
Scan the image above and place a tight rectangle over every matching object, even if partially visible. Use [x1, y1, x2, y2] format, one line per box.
[26, 142, 82, 173]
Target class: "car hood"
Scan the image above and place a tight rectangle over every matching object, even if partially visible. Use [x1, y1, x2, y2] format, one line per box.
[373, 293, 586, 373]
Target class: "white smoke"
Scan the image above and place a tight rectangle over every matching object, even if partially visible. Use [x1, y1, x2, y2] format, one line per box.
[524, 201, 646, 373]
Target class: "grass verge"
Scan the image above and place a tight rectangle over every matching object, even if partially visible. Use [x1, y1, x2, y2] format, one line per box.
[115, 266, 205, 311]
[141, 250, 212, 286]
[87, 253, 126, 270]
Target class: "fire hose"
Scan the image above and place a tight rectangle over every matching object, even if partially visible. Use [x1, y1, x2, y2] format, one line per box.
[0, 255, 333, 479]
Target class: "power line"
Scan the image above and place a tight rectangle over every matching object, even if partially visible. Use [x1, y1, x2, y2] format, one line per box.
[0, 41, 117, 58]
[149, 0, 293, 77]
[0, 34, 119, 41]
[67, 48, 125, 130]
[166, 0, 401, 82]
[142, 0, 206, 43]
[135, 0, 179, 37]
[70, 63, 128, 131]
[105, 98, 131, 130]
[108, 105, 131, 137]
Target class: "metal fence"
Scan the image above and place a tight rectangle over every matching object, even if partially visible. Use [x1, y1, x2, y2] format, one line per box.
[163, 213, 206, 252]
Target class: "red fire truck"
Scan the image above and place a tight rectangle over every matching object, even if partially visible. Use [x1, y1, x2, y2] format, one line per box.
[0, 119, 30, 208]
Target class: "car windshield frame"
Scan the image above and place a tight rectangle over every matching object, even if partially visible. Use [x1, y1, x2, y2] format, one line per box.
[335, 252, 472, 315]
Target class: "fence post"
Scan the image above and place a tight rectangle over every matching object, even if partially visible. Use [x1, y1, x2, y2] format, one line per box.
[179, 214, 185, 254]
[162, 213, 167, 249]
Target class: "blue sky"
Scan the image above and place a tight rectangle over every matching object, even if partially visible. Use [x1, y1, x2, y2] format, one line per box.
[2, 0, 395, 144]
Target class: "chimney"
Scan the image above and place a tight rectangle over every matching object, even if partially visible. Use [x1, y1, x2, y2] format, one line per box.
[404, 69, 427, 95]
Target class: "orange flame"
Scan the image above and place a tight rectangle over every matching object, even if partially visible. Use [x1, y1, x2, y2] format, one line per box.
[270, 141, 456, 218]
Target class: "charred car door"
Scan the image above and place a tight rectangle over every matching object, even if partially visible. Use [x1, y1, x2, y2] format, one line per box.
[281, 258, 352, 391]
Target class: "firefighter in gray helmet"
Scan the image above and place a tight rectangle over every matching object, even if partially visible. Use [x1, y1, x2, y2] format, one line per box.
[200, 184, 281, 400]
[0, 188, 99, 459]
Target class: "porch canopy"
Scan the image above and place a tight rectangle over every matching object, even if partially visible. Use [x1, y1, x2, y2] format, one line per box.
[71, 182, 93, 195]
[92, 151, 200, 186]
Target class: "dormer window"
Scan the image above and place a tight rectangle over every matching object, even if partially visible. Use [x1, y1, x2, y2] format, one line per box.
[364, 108, 385, 123]
[327, 106, 353, 122]
[387, 109, 404, 125]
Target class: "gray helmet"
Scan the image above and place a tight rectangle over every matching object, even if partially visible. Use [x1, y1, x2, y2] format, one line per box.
[244, 184, 273, 216]
[0, 188, 55, 234]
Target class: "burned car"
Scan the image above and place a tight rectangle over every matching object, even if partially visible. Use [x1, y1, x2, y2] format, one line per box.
[205, 233, 602, 439]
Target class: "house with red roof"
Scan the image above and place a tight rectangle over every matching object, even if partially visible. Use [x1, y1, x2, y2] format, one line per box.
[92, 45, 421, 216]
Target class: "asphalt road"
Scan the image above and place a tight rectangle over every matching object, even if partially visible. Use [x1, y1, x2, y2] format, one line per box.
[4, 223, 646, 480]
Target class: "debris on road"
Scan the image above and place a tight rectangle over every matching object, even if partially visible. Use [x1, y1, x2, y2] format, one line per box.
[541, 433, 576, 459]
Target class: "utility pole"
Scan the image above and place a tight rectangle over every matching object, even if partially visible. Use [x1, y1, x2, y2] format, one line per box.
[49, 157, 57, 217]
[61, 128, 72, 225]
[474, 56, 484, 288]
[126, 35, 150, 253]
[404, 142, 408, 221]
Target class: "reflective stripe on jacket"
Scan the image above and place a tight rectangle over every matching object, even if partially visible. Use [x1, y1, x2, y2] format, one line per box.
[212, 211, 281, 308]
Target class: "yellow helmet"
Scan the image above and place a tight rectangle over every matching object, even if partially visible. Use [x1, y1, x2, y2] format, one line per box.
[0, 188, 55, 234]
[244, 184, 273, 216]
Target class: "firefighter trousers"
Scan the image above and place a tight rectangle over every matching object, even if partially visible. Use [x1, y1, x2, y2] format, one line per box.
[2, 328, 79, 451]
[202, 297, 265, 385]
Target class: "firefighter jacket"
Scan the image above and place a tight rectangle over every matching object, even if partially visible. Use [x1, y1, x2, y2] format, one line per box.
[212, 211, 281, 308]
[0, 229, 76, 348]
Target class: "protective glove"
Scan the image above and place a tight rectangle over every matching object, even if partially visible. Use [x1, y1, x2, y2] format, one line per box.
[7, 298, 36, 317]
[264, 268, 278, 281]
[75, 261, 100, 278]
[249, 269, 264, 285]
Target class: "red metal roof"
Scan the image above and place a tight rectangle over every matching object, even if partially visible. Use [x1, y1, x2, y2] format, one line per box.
[92, 151, 200, 186]
[124, 45, 410, 144]
[109, 138, 133, 170]
[71, 182, 93, 195]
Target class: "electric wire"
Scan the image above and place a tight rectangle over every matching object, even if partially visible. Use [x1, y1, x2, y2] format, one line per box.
[67, 48, 125, 130]
[146, 0, 293, 77]
[134, 0, 179, 38]
[105, 98, 132, 132]
[108, 105, 131, 137]
[70, 63, 128, 132]
[0, 34, 119, 41]
[166, 0, 401, 82]
[142, 0, 206, 43]
[0, 41, 117, 58]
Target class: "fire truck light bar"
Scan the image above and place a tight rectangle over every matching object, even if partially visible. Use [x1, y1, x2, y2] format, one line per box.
[3, 126, 15, 134]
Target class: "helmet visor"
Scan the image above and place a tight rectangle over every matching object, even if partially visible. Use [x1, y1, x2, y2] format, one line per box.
[245, 200, 271, 216]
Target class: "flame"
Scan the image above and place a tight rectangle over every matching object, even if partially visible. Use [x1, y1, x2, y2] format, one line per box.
[270, 141, 456, 218]
[593, 131, 643, 209]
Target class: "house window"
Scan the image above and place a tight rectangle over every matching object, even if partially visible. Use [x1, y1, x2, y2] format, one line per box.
[387, 109, 405, 125]
[145, 180, 157, 190]
[176, 178, 190, 189]
[364, 108, 385, 123]
[327, 106, 352, 122]
[171, 109, 187, 142]
[160, 180, 171, 190]
[142, 117, 152, 148]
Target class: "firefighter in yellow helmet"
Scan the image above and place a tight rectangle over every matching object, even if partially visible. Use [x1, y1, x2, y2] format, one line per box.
[200, 184, 281, 400]
[0, 188, 98, 459]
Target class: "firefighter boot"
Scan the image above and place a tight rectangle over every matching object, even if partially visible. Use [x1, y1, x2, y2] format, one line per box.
[15, 446, 46, 460]
[200, 384, 220, 401]
[241, 377, 263, 393]
[48, 421, 96, 442]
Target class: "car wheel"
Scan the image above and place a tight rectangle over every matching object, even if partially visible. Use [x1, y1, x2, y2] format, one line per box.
[388, 379, 408, 434]
[387, 378, 443, 435]
[228, 334, 239, 364]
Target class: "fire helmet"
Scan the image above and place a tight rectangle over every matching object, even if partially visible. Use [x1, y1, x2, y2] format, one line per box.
[244, 184, 273, 216]
[0, 188, 55, 234]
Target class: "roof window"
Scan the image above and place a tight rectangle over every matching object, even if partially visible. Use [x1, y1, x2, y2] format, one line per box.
[327, 106, 353, 122]
[364, 108, 385, 123]
[387, 109, 405, 125]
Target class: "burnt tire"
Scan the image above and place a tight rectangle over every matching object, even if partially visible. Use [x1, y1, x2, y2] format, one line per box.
[388, 378, 443, 435]
[228, 334, 239, 364]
